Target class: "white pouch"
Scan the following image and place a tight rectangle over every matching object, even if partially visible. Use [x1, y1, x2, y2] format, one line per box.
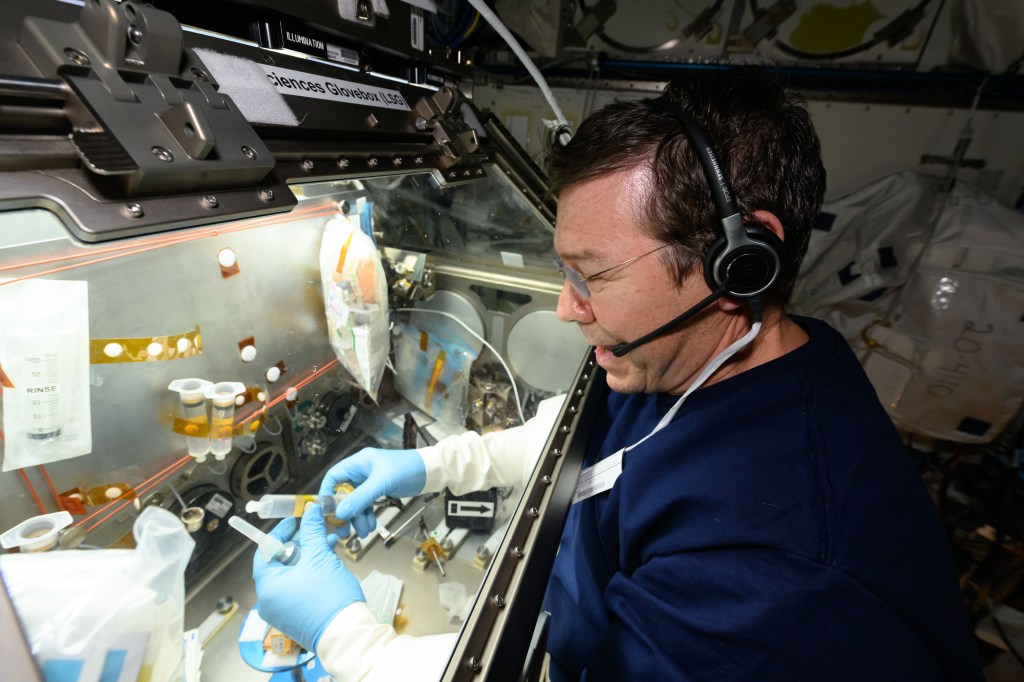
[0, 506, 195, 682]
[0, 279, 92, 471]
[319, 213, 390, 401]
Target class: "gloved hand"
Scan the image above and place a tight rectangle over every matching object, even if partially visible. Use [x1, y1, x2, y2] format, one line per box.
[319, 447, 426, 538]
[252, 503, 364, 652]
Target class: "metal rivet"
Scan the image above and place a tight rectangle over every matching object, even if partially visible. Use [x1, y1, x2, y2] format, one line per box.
[561, 425, 571, 434]
[203, 195, 218, 208]
[570, 405, 578, 413]
[475, 168, 484, 175]
[551, 448, 561, 457]
[468, 657, 482, 673]
[392, 156, 403, 166]
[414, 156, 424, 165]
[463, 169, 471, 177]
[302, 159, 314, 171]
[492, 594, 506, 608]
[125, 203, 144, 218]
[528, 507, 539, 517]
[64, 48, 90, 66]
[511, 546, 524, 558]
[541, 475, 552, 485]
[259, 188, 274, 201]
[338, 157, 350, 169]
[127, 24, 143, 46]
[448, 171, 457, 179]
[151, 146, 173, 162]
[368, 157, 379, 167]
[576, 388, 585, 396]
[241, 145, 258, 160]
[582, 373, 590, 380]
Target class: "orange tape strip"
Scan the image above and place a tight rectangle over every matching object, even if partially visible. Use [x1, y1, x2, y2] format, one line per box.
[171, 417, 262, 438]
[425, 349, 446, 410]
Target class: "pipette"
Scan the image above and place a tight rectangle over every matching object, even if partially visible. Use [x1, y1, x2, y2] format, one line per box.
[228, 515, 299, 565]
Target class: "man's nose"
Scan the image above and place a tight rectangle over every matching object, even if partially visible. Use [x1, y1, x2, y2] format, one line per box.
[556, 280, 593, 324]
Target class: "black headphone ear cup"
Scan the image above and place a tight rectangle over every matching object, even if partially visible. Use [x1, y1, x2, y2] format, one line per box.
[703, 226, 783, 298]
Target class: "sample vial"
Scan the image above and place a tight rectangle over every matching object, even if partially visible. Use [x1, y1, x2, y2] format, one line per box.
[168, 378, 213, 462]
[207, 381, 245, 460]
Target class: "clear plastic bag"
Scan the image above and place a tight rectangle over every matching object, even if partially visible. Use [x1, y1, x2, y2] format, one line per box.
[319, 213, 390, 401]
[392, 318, 479, 428]
[0, 279, 92, 471]
[0, 507, 195, 682]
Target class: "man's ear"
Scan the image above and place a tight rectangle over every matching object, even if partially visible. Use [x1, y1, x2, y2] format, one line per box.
[749, 210, 785, 243]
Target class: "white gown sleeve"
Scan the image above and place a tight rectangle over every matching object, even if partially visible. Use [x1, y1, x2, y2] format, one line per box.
[418, 393, 566, 494]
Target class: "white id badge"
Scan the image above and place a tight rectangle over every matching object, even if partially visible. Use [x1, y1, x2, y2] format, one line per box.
[573, 449, 624, 504]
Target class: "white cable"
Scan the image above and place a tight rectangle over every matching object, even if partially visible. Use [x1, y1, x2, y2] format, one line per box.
[464, 0, 571, 143]
[631, 320, 762, 452]
[396, 307, 526, 425]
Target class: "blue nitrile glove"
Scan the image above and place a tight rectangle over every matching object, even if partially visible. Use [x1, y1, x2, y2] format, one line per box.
[319, 448, 426, 538]
[252, 503, 365, 653]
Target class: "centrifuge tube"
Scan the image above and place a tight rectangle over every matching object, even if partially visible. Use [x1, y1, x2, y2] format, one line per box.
[168, 378, 213, 462]
[207, 381, 245, 460]
[227, 515, 298, 565]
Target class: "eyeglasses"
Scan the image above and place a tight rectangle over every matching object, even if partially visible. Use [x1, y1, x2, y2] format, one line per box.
[553, 243, 674, 299]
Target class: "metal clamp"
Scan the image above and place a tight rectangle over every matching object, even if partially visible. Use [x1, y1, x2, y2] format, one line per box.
[18, 0, 274, 196]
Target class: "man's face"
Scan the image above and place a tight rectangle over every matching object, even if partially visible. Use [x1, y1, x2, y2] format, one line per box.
[553, 167, 721, 395]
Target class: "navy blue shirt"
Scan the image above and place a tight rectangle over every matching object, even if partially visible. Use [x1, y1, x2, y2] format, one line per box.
[544, 317, 981, 681]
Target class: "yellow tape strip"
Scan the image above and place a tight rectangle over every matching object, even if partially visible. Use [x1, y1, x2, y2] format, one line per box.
[91, 326, 202, 364]
[425, 349, 446, 410]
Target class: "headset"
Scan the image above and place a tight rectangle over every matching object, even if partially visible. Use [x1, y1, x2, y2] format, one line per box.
[609, 108, 782, 357]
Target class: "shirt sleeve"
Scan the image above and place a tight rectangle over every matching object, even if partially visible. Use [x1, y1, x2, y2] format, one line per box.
[574, 548, 953, 681]
[418, 394, 565, 495]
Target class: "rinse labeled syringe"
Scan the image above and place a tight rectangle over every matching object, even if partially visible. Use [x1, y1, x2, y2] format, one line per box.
[245, 485, 354, 520]
[228, 515, 299, 565]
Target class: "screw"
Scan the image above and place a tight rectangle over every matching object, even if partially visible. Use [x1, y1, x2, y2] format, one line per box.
[541, 475, 552, 485]
[551, 448, 561, 457]
[241, 145, 258, 160]
[392, 156, 403, 166]
[203, 195, 218, 208]
[64, 48, 90, 66]
[492, 594, 506, 608]
[151, 146, 173, 162]
[126, 203, 144, 218]
[127, 24, 144, 46]
[463, 169, 471, 177]
[367, 113, 380, 128]
[338, 157, 350, 169]
[414, 156, 424, 165]
[511, 546, 524, 558]
[528, 507, 539, 517]
[561, 425, 571, 433]
[368, 157, 379, 167]
[259, 188, 274, 201]
[448, 171, 457, 179]
[302, 159, 314, 171]
[468, 657, 482, 673]
[415, 116, 429, 131]
[190, 67, 210, 82]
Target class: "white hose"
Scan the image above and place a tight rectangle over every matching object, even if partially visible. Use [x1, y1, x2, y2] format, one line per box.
[465, 0, 572, 143]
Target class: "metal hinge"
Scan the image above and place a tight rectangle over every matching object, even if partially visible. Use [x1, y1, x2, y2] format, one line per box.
[413, 86, 488, 171]
[18, 0, 275, 196]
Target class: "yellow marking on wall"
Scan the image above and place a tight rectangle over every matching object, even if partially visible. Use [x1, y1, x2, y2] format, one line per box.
[788, 2, 883, 53]
[91, 326, 202, 363]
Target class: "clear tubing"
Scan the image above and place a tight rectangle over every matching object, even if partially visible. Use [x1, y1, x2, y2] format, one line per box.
[245, 493, 347, 519]
[168, 378, 212, 462]
[207, 381, 245, 460]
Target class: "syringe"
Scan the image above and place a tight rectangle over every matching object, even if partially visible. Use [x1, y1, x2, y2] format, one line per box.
[227, 515, 299, 565]
[245, 485, 354, 520]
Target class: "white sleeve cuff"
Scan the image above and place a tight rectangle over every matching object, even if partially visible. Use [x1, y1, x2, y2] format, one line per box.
[317, 602, 457, 682]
